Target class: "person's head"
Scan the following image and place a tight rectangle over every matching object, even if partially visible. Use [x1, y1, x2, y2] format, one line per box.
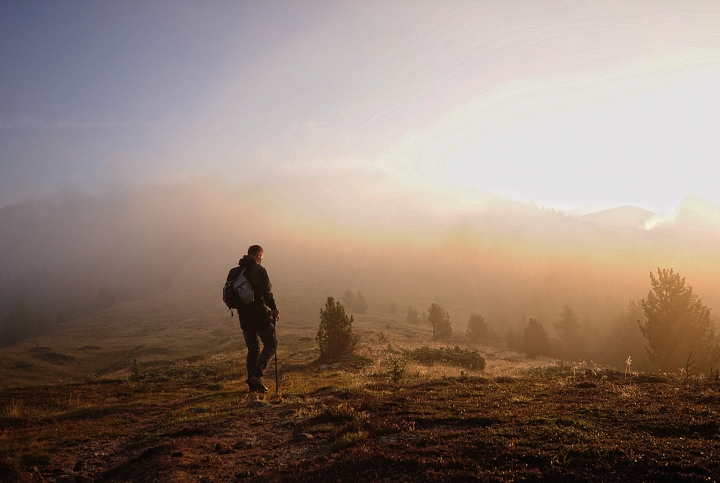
[248, 245, 264, 264]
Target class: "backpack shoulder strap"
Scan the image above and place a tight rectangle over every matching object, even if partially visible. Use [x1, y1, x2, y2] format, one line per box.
[227, 266, 244, 282]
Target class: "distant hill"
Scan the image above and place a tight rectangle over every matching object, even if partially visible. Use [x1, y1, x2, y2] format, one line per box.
[579, 205, 657, 230]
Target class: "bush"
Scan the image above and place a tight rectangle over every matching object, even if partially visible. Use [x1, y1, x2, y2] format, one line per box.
[428, 303, 452, 341]
[388, 355, 407, 383]
[402, 345, 486, 371]
[317, 297, 360, 360]
[34, 352, 76, 365]
[466, 313, 488, 341]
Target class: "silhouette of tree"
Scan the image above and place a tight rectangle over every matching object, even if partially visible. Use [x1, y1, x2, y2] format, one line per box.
[506, 314, 526, 351]
[466, 313, 488, 341]
[406, 306, 420, 324]
[317, 297, 360, 360]
[428, 303, 452, 341]
[341, 289, 356, 311]
[553, 305, 584, 360]
[640, 269, 720, 372]
[523, 318, 550, 357]
[608, 300, 652, 371]
[354, 291, 369, 314]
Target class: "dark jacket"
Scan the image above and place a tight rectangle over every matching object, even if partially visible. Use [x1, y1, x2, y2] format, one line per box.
[235, 255, 277, 331]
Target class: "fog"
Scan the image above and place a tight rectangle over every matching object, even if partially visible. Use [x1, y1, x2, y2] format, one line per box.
[2, 180, 719, 372]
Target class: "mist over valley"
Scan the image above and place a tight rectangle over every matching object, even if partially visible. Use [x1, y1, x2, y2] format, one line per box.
[2, 179, 719, 383]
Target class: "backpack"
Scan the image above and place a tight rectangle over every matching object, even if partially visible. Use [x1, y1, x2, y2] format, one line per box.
[223, 266, 255, 315]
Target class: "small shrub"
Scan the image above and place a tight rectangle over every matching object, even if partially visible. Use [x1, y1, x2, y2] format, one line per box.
[388, 355, 407, 383]
[402, 346, 485, 371]
[330, 431, 366, 451]
[311, 404, 357, 424]
[130, 359, 145, 380]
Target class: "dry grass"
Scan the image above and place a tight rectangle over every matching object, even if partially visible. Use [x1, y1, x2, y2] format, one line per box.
[2, 286, 719, 481]
[1, 341, 719, 482]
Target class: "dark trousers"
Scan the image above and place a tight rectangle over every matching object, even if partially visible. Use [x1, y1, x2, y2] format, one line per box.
[242, 324, 277, 379]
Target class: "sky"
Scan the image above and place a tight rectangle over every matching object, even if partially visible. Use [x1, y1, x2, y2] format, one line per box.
[2, 1, 720, 216]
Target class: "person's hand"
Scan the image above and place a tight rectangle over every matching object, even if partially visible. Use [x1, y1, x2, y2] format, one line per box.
[271, 309, 280, 320]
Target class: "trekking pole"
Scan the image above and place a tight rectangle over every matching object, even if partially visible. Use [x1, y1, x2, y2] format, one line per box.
[274, 314, 279, 396]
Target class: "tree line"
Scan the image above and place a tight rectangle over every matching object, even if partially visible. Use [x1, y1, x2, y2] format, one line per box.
[335, 268, 720, 374]
[502, 268, 720, 373]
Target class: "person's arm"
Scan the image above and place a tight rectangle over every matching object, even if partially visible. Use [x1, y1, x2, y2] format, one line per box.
[255, 267, 279, 317]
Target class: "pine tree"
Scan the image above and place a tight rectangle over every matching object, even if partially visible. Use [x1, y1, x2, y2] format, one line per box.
[341, 289, 356, 311]
[553, 305, 584, 360]
[317, 297, 360, 360]
[406, 306, 420, 324]
[640, 269, 720, 372]
[523, 318, 550, 357]
[608, 300, 652, 371]
[428, 303, 452, 341]
[354, 291, 369, 314]
[466, 313, 488, 341]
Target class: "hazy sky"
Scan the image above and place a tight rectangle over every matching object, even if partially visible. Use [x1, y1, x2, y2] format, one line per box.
[2, 1, 720, 215]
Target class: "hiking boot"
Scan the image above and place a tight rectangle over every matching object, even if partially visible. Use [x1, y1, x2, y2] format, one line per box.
[247, 376, 269, 393]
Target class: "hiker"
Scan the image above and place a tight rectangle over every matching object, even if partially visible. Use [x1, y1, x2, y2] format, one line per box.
[235, 245, 280, 393]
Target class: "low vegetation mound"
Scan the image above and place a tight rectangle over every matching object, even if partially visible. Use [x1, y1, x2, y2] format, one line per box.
[402, 345, 486, 371]
[32, 352, 76, 365]
[27, 347, 53, 354]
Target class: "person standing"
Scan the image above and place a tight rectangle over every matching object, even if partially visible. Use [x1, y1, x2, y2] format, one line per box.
[235, 245, 279, 393]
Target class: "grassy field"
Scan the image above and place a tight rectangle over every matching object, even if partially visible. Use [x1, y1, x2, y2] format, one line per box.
[1, 285, 719, 481]
[2, 334, 720, 481]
